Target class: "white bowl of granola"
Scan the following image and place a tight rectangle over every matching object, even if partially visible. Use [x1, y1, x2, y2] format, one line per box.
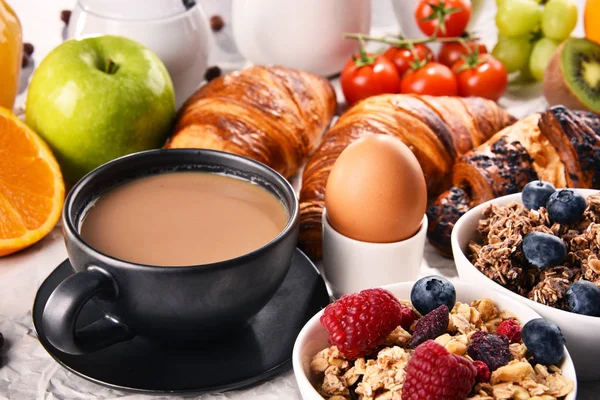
[452, 188, 600, 380]
[292, 281, 577, 399]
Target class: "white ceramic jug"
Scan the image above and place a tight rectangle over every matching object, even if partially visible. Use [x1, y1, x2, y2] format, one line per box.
[67, 0, 212, 108]
[232, 0, 372, 77]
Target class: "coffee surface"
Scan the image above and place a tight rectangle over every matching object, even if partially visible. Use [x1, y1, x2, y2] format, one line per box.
[80, 172, 288, 266]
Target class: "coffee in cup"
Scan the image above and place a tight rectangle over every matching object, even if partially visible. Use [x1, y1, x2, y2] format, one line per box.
[42, 149, 299, 355]
[80, 172, 288, 266]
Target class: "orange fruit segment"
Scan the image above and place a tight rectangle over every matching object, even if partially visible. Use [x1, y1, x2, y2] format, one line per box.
[0, 107, 64, 256]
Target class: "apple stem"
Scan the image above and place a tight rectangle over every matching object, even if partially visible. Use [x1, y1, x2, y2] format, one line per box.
[105, 59, 119, 75]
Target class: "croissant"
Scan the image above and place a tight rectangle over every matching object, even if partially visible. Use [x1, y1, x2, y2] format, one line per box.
[428, 106, 600, 257]
[299, 94, 516, 260]
[165, 65, 337, 178]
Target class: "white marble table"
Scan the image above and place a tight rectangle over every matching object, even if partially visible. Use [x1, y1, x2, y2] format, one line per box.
[1, 0, 597, 399]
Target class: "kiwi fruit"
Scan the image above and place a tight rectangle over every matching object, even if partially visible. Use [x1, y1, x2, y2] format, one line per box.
[543, 37, 600, 113]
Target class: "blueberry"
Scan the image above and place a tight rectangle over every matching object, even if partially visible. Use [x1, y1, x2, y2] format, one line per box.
[410, 276, 456, 315]
[522, 319, 565, 366]
[546, 189, 587, 224]
[522, 180, 556, 210]
[522, 232, 566, 269]
[567, 280, 600, 317]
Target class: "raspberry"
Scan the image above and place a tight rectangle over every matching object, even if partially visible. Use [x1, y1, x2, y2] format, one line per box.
[472, 360, 491, 382]
[320, 288, 403, 359]
[497, 320, 522, 344]
[403, 340, 476, 400]
[400, 305, 417, 331]
[467, 332, 512, 371]
[409, 305, 449, 348]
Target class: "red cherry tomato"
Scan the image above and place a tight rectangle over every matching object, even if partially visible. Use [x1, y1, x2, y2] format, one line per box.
[452, 55, 508, 101]
[400, 62, 458, 96]
[340, 54, 400, 105]
[438, 40, 487, 68]
[415, 0, 472, 38]
[383, 44, 434, 77]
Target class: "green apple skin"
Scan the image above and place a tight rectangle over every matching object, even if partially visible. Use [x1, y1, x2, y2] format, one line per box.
[26, 35, 175, 184]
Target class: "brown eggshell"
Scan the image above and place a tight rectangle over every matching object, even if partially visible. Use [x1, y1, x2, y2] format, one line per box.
[324, 134, 427, 243]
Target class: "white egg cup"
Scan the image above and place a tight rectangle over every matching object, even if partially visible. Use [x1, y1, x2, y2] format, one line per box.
[322, 208, 427, 297]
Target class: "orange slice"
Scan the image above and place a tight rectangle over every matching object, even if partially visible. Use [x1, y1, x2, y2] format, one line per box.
[0, 107, 64, 256]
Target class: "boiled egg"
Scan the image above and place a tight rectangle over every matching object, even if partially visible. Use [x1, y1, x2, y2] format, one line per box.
[325, 134, 427, 243]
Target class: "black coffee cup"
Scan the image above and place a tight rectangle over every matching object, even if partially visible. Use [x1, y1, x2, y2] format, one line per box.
[42, 149, 299, 355]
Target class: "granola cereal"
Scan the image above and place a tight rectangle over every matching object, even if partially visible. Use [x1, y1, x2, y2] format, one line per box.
[310, 298, 573, 400]
[468, 194, 600, 310]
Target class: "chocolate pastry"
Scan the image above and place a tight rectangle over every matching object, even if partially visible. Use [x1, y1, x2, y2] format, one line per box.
[428, 106, 600, 257]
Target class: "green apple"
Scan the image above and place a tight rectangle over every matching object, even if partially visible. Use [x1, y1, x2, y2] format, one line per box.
[26, 35, 175, 183]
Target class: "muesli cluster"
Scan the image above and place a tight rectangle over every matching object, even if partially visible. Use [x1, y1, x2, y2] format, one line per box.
[310, 277, 573, 400]
[468, 182, 600, 315]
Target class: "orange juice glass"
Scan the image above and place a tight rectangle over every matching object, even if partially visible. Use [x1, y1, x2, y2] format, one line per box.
[585, 0, 600, 44]
[0, 0, 22, 110]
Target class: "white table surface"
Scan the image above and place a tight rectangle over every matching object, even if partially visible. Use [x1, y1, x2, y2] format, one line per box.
[1, 0, 598, 399]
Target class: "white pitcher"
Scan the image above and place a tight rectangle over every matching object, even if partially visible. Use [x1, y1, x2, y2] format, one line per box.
[232, 0, 372, 77]
[67, 0, 212, 108]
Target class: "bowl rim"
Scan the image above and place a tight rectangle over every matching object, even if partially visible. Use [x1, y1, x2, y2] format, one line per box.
[292, 280, 578, 400]
[451, 188, 600, 325]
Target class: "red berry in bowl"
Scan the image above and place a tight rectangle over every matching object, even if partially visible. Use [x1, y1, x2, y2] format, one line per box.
[473, 360, 491, 382]
[403, 340, 477, 400]
[409, 304, 449, 348]
[400, 305, 417, 331]
[497, 319, 522, 344]
[320, 288, 403, 359]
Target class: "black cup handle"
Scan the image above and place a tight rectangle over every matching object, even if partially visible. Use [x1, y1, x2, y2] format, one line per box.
[42, 267, 133, 354]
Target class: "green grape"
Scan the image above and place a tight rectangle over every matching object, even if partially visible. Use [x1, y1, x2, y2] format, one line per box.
[492, 35, 533, 73]
[529, 37, 560, 81]
[496, 0, 542, 37]
[542, 0, 578, 41]
[518, 62, 536, 83]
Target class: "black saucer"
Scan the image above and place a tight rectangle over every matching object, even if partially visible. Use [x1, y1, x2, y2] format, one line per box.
[33, 249, 330, 394]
